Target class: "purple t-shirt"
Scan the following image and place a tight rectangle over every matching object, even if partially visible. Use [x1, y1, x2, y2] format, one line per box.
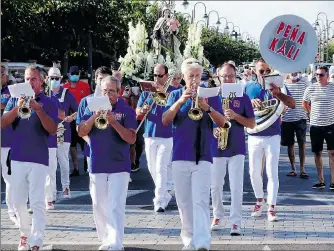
[164, 87, 223, 164]
[1, 83, 12, 148]
[48, 96, 63, 148]
[244, 81, 291, 136]
[5, 93, 58, 166]
[76, 94, 92, 157]
[53, 88, 78, 143]
[82, 98, 137, 174]
[212, 94, 255, 158]
[137, 85, 176, 138]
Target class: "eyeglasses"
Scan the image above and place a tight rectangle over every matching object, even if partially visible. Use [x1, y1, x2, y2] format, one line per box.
[315, 73, 325, 77]
[70, 72, 79, 76]
[259, 69, 271, 75]
[102, 89, 117, 96]
[50, 77, 60, 81]
[186, 61, 202, 65]
[153, 73, 166, 78]
[220, 74, 236, 79]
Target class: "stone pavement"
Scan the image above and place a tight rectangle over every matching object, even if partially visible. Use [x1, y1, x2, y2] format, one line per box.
[1, 204, 334, 250]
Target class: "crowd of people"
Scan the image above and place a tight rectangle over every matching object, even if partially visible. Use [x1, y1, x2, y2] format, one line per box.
[1, 56, 334, 251]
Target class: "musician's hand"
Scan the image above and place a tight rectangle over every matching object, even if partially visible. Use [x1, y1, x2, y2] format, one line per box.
[199, 98, 210, 111]
[141, 104, 151, 114]
[106, 111, 117, 125]
[178, 89, 192, 104]
[30, 99, 42, 112]
[251, 99, 263, 109]
[213, 128, 220, 138]
[64, 116, 74, 123]
[269, 83, 281, 97]
[225, 109, 236, 120]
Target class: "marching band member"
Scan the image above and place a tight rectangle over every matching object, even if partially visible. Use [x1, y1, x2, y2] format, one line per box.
[1, 64, 18, 225]
[162, 58, 226, 251]
[302, 66, 334, 190]
[281, 72, 309, 179]
[136, 64, 175, 212]
[48, 66, 78, 199]
[210, 63, 255, 235]
[78, 76, 136, 251]
[1, 66, 58, 251]
[244, 58, 295, 222]
[170, 70, 183, 90]
[76, 66, 113, 173]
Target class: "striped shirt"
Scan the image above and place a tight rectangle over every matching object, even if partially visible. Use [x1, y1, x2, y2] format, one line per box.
[282, 80, 309, 122]
[303, 83, 334, 126]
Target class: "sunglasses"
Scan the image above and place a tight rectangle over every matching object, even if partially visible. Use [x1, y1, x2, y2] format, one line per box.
[50, 77, 60, 81]
[259, 69, 272, 75]
[70, 72, 79, 76]
[153, 74, 166, 78]
[315, 73, 325, 77]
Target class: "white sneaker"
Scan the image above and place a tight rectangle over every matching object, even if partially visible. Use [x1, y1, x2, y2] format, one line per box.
[267, 209, 279, 222]
[230, 224, 241, 236]
[62, 188, 71, 199]
[28, 208, 33, 214]
[98, 244, 110, 250]
[210, 218, 221, 231]
[18, 236, 29, 251]
[251, 202, 264, 217]
[46, 202, 54, 210]
[182, 244, 195, 250]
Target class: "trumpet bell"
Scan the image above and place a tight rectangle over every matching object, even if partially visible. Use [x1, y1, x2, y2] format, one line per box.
[188, 108, 203, 121]
[153, 92, 167, 106]
[18, 106, 32, 119]
[95, 116, 109, 130]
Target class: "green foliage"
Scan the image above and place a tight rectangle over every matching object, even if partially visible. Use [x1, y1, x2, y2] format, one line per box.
[327, 41, 334, 63]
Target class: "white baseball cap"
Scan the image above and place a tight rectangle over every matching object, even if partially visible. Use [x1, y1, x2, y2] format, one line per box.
[48, 67, 61, 77]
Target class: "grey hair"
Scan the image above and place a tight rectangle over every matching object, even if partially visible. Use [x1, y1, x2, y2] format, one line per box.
[25, 65, 45, 80]
[181, 58, 203, 75]
[101, 75, 121, 90]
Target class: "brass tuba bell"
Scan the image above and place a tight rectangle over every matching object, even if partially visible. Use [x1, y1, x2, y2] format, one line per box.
[94, 110, 109, 130]
[18, 96, 32, 119]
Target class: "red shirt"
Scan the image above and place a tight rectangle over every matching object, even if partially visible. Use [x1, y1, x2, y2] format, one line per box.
[63, 80, 91, 104]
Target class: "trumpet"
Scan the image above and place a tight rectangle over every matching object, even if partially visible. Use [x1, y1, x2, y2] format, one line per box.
[18, 95, 32, 119]
[214, 98, 232, 150]
[188, 80, 203, 121]
[95, 110, 109, 130]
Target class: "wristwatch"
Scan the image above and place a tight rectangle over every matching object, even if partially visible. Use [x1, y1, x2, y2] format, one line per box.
[207, 106, 214, 113]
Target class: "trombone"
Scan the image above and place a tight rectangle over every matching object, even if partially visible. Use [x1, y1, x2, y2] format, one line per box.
[188, 79, 203, 121]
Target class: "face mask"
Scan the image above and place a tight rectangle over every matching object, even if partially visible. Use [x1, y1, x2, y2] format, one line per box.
[50, 79, 60, 89]
[69, 75, 79, 82]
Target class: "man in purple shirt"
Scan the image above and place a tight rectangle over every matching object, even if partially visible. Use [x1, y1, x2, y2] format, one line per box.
[1, 64, 18, 226]
[210, 62, 255, 235]
[244, 58, 295, 222]
[1, 66, 58, 251]
[78, 76, 136, 250]
[162, 58, 226, 251]
[136, 64, 176, 213]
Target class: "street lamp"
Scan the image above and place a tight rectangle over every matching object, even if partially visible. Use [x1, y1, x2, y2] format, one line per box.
[317, 12, 329, 62]
[206, 10, 220, 28]
[234, 26, 241, 40]
[218, 17, 229, 34]
[196, 20, 206, 28]
[182, 1, 208, 23]
[182, 0, 189, 10]
[181, 13, 192, 22]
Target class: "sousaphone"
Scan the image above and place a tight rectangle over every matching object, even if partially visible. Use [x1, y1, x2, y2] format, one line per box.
[246, 14, 318, 134]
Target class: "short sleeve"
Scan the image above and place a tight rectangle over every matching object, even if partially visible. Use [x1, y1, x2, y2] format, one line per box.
[4, 97, 16, 112]
[82, 106, 93, 122]
[243, 94, 255, 118]
[164, 90, 177, 112]
[137, 92, 147, 108]
[303, 86, 311, 102]
[76, 98, 88, 125]
[123, 108, 137, 130]
[46, 98, 59, 124]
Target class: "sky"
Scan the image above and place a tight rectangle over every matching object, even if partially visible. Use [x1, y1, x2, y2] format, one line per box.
[174, 1, 334, 41]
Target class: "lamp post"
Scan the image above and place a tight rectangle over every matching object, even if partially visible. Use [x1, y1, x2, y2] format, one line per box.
[242, 32, 250, 42]
[316, 18, 327, 62]
[181, 13, 192, 22]
[226, 22, 235, 38]
[196, 20, 207, 28]
[317, 12, 329, 62]
[206, 10, 220, 28]
[218, 17, 229, 34]
[234, 26, 241, 40]
[181, 1, 208, 24]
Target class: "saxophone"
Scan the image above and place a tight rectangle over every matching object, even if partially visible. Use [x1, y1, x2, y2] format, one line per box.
[214, 98, 232, 150]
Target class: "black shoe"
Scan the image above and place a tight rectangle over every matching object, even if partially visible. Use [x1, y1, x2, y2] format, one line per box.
[330, 184, 334, 190]
[70, 169, 79, 177]
[156, 207, 165, 213]
[312, 182, 325, 189]
[131, 163, 140, 173]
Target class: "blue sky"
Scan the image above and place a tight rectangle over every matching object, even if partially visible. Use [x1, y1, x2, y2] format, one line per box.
[174, 1, 334, 41]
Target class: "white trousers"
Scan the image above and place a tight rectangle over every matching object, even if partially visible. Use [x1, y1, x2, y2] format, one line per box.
[167, 154, 174, 191]
[173, 161, 211, 250]
[1, 147, 15, 217]
[144, 137, 173, 210]
[87, 157, 91, 173]
[211, 155, 245, 226]
[57, 142, 70, 191]
[248, 135, 280, 206]
[45, 148, 57, 202]
[10, 161, 48, 247]
[89, 172, 129, 250]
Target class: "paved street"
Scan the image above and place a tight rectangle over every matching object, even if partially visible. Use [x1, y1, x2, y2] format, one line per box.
[1, 133, 334, 250]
